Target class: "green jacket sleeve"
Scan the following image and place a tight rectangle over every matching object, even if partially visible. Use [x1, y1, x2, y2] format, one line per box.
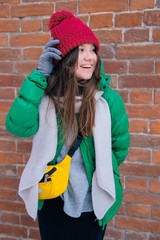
[5, 70, 47, 137]
[103, 88, 130, 167]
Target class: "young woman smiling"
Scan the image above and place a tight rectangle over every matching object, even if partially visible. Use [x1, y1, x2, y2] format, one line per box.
[5, 10, 130, 240]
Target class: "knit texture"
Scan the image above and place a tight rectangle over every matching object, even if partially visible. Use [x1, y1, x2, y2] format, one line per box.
[49, 11, 99, 61]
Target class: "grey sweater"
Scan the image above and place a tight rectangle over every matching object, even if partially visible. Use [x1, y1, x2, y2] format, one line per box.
[56, 136, 93, 218]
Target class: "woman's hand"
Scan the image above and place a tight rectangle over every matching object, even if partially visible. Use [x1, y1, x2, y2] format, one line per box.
[37, 37, 62, 77]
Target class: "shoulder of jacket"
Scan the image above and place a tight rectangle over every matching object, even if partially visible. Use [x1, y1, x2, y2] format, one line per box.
[102, 88, 125, 114]
[102, 87, 122, 103]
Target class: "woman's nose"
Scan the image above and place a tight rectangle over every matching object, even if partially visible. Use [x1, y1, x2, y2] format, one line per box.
[84, 50, 92, 60]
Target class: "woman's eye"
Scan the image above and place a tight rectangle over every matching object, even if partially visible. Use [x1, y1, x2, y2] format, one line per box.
[91, 48, 96, 53]
[79, 48, 84, 52]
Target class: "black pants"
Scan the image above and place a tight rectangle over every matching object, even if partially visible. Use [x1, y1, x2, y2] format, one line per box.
[38, 197, 106, 240]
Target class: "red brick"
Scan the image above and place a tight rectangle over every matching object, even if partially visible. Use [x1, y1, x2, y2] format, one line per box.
[126, 177, 147, 191]
[119, 162, 160, 178]
[129, 61, 154, 73]
[11, 3, 54, 17]
[0, 62, 13, 73]
[29, 227, 41, 240]
[0, 189, 16, 200]
[79, 0, 128, 13]
[130, 0, 154, 10]
[115, 216, 160, 234]
[126, 204, 150, 218]
[151, 207, 160, 220]
[0, 126, 17, 138]
[124, 29, 149, 42]
[129, 120, 148, 133]
[155, 89, 160, 103]
[0, 100, 13, 113]
[150, 121, 160, 134]
[110, 75, 118, 89]
[90, 13, 113, 28]
[107, 218, 114, 227]
[18, 165, 25, 177]
[0, 5, 9, 18]
[0, 238, 21, 240]
[0, 88, 15, 99]
[77, 15, 89, 25]
[117, 44, 160, 59]
[0, 0, 20, 2]
[126, 231, 148, 240]
[0, 34, 8, 46]
[0, 75, 24, 87]
[21, 19, 42, 32]
[21, 215, 39, 227]
[153, 28, 160, 41]
[56, 1, 77, 14]
[0, 152, 23, 164]
[99, 45, 115, 59]
[126, 104, 160, 119]
[103, 60, 127, 73]
[105, 227, 125, 240]
[22, 0, 56, 1]
[0, 20, 19, 32]
[43, 18, 50, 32]
[130, 89, 152, 103]
[156, 61, 160, 73]
[10, 33, 50, 46]
[2, 212, 19, 224]
[123, 191, 160, 206]
[0, 224, 27, 238]
[120, 176, 124, 188]
[127, 148, 151, 163]
[119, 75, 160, 88]
[15, 61, 39, 74]
[116, 90, 128, 103]
[129, 134, 160, 148]
[0, 114, 6, 126]
[23, 47, 43, 60]
[149, 179, 160, 194]
[17, 141, 32, 153]
[150, 235, 160, 240]
[0, 164, 17, 177]
[117, 203, 125, 215]
[94, 30, 122, 43]
[0, 48, 22, 60]
[0, 201, 26, 213]
[153, 150, 160, 164]
[0, 177, 19, 189]
[0, 139, 16, 151]
[144, 11, 160, 26]
[24, 153, 30, 164]
[115, 13, 142, 27]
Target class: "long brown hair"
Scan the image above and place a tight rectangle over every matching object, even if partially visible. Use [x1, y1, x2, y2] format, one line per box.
[45, 46, 101, 145]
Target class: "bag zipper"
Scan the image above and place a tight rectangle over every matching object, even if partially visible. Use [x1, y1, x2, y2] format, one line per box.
[44, 167, 57, 182]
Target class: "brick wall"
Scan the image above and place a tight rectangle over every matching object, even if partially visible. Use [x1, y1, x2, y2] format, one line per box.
[0, 0, 160, 239]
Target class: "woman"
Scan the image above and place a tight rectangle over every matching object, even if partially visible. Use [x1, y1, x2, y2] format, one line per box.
[5, 11, 130, 240]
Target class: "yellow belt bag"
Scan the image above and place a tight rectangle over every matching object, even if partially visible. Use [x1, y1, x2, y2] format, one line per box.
[38, 132, 83, 200]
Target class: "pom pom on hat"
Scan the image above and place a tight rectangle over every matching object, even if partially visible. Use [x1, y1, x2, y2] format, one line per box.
[49, 10, 99, 62]
[49, 11, 73, 29]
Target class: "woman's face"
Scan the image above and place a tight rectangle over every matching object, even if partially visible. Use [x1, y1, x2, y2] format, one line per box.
[75, 43, 97, 80]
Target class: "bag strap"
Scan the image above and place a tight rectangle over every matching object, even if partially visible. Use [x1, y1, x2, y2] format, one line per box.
[67, 132, 83, 158]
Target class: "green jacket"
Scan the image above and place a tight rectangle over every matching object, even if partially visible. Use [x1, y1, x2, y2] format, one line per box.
[5, 63, 130, 229]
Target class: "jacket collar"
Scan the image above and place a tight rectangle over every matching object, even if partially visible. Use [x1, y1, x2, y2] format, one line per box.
[99, 61, 111, 92]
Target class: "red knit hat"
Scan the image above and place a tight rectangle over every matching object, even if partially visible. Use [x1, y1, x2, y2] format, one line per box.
[49, 11, 99, 61]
